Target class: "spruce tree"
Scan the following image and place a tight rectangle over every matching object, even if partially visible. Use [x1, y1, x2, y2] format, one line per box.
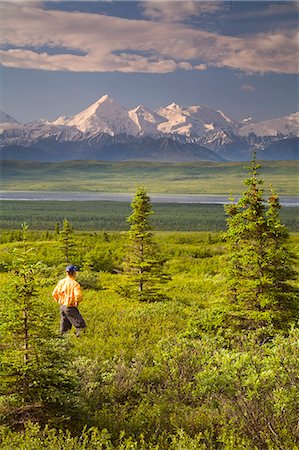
[124, 186, 168, 301]
[0, 224, 78, 426]
[54, 222, 60, 236]
[59, 218, 75, 263]
[264, 189, 297, 308]
[224, 153, 297, 327]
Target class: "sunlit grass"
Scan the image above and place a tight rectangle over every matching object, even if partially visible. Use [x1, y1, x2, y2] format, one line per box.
[1, 160, 298, 195]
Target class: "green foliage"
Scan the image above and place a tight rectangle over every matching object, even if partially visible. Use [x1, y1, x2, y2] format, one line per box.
[59, 218, 76, 263]
[0, 423, 114, 450]
[76, 270, 101, 290]
[224, 154, 298, 327]
[83, 247, 116, 273]
[124, 187, 169, 301]
[0, 229, 298, 448]
[266, 190, 297, 306]
[1, 201, 298, 233]
[1, 159, 298, 195]
[0, 224, 79, 427]
[54, 222, 60, 235]
[2, 327, 297, 449]
[0, 422, 216, 449]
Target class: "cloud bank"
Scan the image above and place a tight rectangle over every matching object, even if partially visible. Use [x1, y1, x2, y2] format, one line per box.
[0, 1, 297, 74]
[141, 1, 223, 22]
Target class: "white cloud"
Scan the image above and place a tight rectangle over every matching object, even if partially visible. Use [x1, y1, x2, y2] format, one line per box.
[0, 2, 297, 75]
[240, 84, 256, 93]
[141, 1, 223, 22]
[194, 64, 208, 71]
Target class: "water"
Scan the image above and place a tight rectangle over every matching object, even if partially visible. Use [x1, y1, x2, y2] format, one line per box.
[0, 191, 298, 206]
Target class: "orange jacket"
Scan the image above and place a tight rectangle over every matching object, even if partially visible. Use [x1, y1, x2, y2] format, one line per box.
[52, 275, 82, 307]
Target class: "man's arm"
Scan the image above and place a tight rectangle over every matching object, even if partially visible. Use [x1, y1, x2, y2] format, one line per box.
[52, 281, 61, 302]
[74, 283, 82, 306]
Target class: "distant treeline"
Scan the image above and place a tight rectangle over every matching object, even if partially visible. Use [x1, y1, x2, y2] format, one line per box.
[0, 200, 298, 232]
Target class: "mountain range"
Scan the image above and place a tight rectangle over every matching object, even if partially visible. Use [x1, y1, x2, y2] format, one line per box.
[0, 95, 298, 162]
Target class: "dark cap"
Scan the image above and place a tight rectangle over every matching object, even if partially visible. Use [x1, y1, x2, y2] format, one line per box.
[66, 265, 78, 274]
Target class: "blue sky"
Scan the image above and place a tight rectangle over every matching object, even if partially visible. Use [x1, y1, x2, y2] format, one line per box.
[0, 1, 298, 123]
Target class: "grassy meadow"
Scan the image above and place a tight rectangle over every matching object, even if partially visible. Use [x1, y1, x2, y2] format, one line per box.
[0, 230, 299, 449]
[1, 159, 298, 195]
[0, 157, 299, 449]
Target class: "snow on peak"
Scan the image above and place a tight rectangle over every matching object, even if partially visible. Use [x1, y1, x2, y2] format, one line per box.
[217, 110, 236, 125]
[52, 95, 140, 136]
[132, 105, 150, 114]
[6, 96, 297, 141]
[128, 105, 166, 135]
[239, 112, 299, 137]
[156, 103, 239, 137]
[96, 94, 113, 104]
[166, 102, 181, 109]
[241, 117, 253, 124]
[52, 115, 69, 126]
[26, 118, 52, 127]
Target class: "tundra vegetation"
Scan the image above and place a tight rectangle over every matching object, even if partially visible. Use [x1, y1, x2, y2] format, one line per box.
[0, 158, 298, 450]
[1, 159, 298, 194]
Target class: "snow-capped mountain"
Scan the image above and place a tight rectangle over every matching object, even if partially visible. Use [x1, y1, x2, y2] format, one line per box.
[0, 96, 298, 162]
[128, 105, 166, 136]
[0, 122, 83, 147]
[239, 112, 299, 137]
[156, 103, 239, 136]
[53, 95, 140, 136]
[52, 96, 240, 138]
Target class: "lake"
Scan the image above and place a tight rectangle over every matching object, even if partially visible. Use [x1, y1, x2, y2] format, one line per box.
[0, 191, 298, 206]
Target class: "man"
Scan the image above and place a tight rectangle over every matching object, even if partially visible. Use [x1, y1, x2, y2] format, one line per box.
[52, 265, 86, 336]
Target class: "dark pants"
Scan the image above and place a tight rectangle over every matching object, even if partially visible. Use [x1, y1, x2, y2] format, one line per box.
[60, 305, 86, 334]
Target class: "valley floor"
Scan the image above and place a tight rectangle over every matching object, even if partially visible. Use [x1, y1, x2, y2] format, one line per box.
[1, 160, 298, 195]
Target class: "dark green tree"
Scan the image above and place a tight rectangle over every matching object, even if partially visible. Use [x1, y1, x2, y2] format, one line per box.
[59, 218, 75, 263]
[224, 153, 298, 327]
[0, 224, 78, 427]
[54, 222, 60, 236]
[264, 189, 297, 308]
[124, 186, 168, 301]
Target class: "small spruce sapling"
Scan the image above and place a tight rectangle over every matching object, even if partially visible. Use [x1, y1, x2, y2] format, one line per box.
[59, 218, 76, 263]
[124, 186, 169, 301]
[0, 223, 78, 426]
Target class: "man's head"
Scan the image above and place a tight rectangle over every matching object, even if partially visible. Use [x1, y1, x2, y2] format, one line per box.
[66, 265, 78, 277]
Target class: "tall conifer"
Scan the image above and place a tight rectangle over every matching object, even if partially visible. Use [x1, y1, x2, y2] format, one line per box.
[124, 186, 168, 301]
[224, 152, 297, 326]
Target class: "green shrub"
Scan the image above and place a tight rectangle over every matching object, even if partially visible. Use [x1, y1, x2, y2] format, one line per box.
[76, 270, 101, 290]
